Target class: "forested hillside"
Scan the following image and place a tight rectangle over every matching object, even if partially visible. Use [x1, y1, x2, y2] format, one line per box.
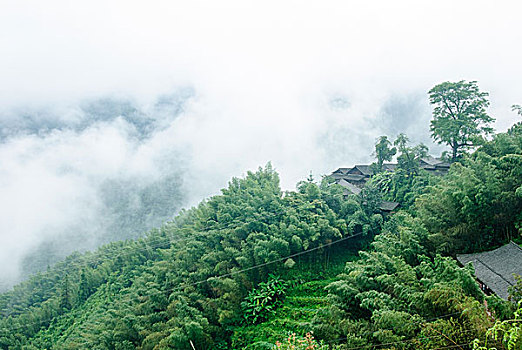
[0, 163, 377, 349]
[1, 82, 521, 349]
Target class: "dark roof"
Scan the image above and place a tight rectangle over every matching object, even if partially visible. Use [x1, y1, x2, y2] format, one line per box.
[420, 156, 440, 166]
[378, 201, 400, 212]
[332, 167, 351, 175]
[336, 179, 362, 195]
[457, 242, 522, 300]
[420, 156, 451, 169]
[348, 165, 373, 176]
[345, 163, 399, 176]
[330, 170, 367, 182]
[330, 156, 449, 184]
[382, 163, 397, 171]
[330, 173, 347, 180]
[435, 163, 451, 169]
[343, 174, 367, 182]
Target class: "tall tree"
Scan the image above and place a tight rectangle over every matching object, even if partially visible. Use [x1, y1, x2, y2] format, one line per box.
[58, 273, 72, 311]
[394, 133, 428, 177]
[372, 136, 396, 173]
[428, 81, 494, 161]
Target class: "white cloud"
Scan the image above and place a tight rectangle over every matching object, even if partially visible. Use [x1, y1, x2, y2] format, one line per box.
[1, 0, 521, 287]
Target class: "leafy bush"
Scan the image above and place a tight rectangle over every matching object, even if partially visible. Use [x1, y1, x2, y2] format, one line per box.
[473, 301, 522, 350]
[241, 275, 288, 324]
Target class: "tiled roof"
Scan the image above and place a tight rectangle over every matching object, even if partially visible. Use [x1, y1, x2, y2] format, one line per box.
[349, 165, 373, 176]
[378, 201, 400, 212]
[336, 178, 362, 195]
[343, 174, 366, 182]
[457, 242, 522, 300]
[332, 167, 351, 175]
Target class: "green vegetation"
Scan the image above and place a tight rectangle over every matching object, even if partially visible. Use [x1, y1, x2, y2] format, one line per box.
[312, 212, 493, 349]
[0, 163, 377, 349]
[0, 81, 521, 349]
[273, 332, 327, 350]
[241, 275, 288, 325]
[429, 80, 494, 161]
[371, 135, 397, 173]
[417, 121, 522, 253]
[371, 133, 431, 207]
[231, 246, 356, 348]
[473, 301, 522, 350]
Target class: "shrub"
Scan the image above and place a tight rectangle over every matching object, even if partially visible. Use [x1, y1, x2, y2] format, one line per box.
[241, 275, 288, 324]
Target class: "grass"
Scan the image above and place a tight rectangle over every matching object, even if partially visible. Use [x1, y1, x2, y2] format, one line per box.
[231, 245, 359, 349]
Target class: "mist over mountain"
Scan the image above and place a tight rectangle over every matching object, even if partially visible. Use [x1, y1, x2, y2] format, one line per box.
[0, 85, 446, 291]
[1, 1, 520, 294]
[0, 91, 194, 290]
[0, 89, 193, 139]
[1, 2, 522, 349]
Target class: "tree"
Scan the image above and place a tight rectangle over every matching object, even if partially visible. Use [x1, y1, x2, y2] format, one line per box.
[394, 133, 428, 177]
[429, 81, 494, 161]
[371, 136, 396, 173]
[369, 134, 431, 207]
[473, 301, 522, 350]
[58, 273, 72, 310]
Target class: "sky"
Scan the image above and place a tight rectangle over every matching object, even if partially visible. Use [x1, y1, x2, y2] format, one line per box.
[1, 0, 521, 288]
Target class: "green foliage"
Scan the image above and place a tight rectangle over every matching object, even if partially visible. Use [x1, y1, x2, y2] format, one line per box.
[370, 168, 434, 209]
[371, 136, 397, 173]
[370, 133, 434, 208]
[417, 130, 522, 253]
[0, 164, 368, 349]
[486, 295, 515, 321]
[3, 92, 521, 349]
[242, 275, 288, 324]
[394, 133, 429, 177]
[473, 301, 522, 350]
[342, 183, 383, 237]
[316, 212, 491, 348]
[429, 80, 494, 161]
[231, 246, 357, 349]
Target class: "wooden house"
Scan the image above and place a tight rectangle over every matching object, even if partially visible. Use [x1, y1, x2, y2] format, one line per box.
[457, 242, 522, 300]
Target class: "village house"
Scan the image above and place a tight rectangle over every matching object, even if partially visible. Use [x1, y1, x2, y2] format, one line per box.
[457, 242, 522, 300]
[329, 156, 449, 213]
[331, 158, 520, 301]
[331, 156, 449, 189]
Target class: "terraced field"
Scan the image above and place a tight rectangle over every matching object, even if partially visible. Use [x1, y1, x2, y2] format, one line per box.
[232, 278, 333, 349]
[231, 249, 358, 349]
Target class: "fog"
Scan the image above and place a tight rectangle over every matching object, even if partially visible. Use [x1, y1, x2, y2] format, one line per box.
[1, 0, 521, 289]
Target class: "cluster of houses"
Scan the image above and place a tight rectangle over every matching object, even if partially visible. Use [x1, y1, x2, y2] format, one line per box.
[329, 157, 522, 302]
[329, 156, 450, 213]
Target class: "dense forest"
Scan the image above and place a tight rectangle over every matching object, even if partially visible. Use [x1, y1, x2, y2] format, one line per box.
[1, 81, 521, 349]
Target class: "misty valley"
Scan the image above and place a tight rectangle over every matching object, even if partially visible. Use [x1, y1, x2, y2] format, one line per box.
[0, 81, 521, 349]
[0, 92, 194, 291]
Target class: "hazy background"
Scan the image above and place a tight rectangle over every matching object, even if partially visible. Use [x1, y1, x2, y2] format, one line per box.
[1, 0, 521, 290]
